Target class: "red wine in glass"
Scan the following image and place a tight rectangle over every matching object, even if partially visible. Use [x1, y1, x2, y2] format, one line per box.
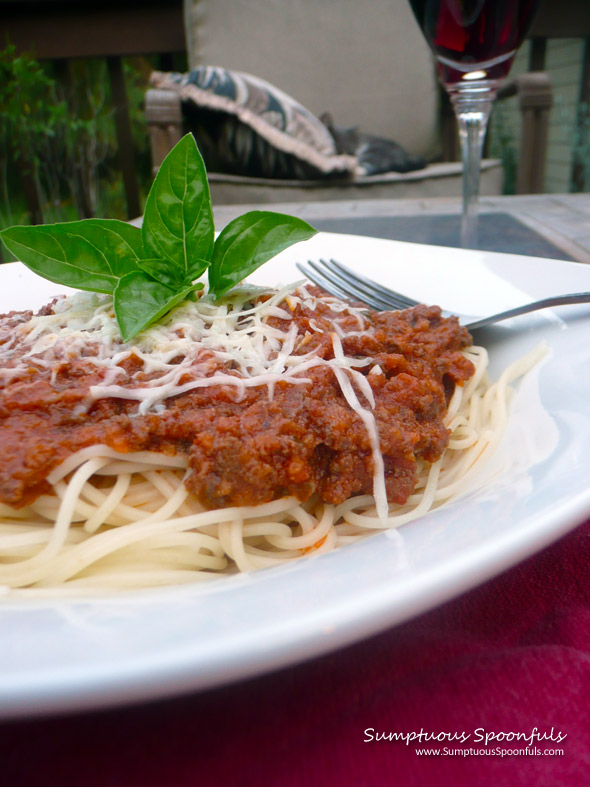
[408, 0, 543, 84]
[407, 0, 543, 247]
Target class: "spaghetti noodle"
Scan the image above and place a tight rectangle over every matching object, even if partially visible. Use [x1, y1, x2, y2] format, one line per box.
[0, 283, 544, 596]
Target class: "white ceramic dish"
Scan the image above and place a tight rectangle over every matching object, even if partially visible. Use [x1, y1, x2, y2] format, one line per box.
[1, 233, 589, 720]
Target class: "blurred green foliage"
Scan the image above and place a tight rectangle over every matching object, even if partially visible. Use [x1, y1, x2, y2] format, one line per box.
[0, 42, 154, 239]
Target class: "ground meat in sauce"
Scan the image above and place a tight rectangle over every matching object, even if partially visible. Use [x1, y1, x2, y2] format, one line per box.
[0, 292, 474, 510]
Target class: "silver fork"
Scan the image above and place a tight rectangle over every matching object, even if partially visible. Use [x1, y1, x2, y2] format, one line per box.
[296, 258, 590, 330]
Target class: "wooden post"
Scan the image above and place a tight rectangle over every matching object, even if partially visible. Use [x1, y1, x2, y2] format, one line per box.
[53, 58, 94, 218]
[529, 38, 547, 72]
[145, 88, 183, 174]
[515, 72, 554, 194]
[18, 153, 44, 226]
[107, 55, 141, 219]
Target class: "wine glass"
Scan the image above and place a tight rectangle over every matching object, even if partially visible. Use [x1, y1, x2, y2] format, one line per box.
[407, 0, 543, 247]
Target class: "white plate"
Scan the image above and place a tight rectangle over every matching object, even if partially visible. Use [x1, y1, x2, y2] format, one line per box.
[1, 233, 590, 720]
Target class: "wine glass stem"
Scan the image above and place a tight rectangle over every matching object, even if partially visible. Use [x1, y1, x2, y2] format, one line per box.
[449, 85, 497, 248]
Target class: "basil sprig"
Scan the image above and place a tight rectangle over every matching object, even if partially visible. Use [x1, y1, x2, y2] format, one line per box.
[0, 134, 317, 341]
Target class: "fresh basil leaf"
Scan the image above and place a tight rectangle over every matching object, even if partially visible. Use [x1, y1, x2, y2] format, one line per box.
[137, 257, 210, 288]
[113, 271, 196, 342]
[142, 134, 214, 285]
[0, 219, 143, 293]
[208, 211, 317, 297]
[1, 137, 318, 342]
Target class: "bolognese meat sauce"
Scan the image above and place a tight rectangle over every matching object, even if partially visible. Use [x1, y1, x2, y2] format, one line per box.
[0, 288, 474, 510]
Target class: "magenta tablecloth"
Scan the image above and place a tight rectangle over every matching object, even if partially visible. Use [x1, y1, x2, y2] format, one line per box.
[3, 518, 590, 787]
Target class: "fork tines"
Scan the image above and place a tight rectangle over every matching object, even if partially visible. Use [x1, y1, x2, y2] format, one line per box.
[296, 258, 419, 313]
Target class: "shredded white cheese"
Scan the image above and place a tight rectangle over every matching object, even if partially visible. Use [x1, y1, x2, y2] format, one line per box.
[0, 283, 390, 518]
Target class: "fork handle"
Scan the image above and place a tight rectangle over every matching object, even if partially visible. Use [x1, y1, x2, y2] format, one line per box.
[467, 292, 590, 329]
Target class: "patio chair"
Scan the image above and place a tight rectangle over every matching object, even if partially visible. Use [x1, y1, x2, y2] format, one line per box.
[145, 0, 552, 204]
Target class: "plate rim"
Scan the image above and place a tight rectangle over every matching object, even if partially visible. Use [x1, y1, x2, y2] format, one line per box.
[1, 232, 590, 719]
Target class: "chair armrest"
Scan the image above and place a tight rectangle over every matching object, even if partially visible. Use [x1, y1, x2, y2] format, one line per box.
[498, 72, 553, 194]
[145, 88, 183, 174]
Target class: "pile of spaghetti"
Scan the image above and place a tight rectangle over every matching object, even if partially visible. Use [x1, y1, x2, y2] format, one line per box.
[0, 282, 542, 596]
